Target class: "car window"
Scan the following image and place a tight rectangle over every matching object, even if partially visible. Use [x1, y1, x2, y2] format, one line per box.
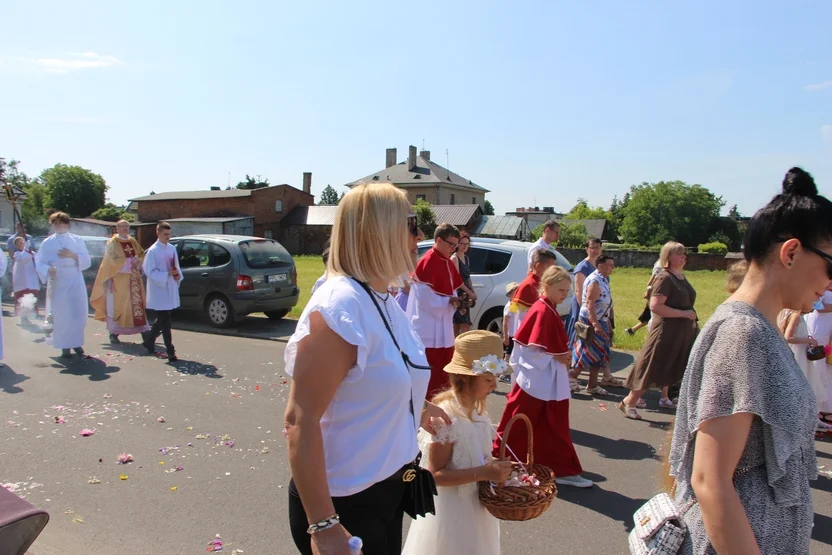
[210, 243, 232, 266]
[239, 239, 293, 269]
[180, 240, 211, 268]
[483, 249, 511, 275]
[84, 240, 107, 257]
[466, 247, 488, 274]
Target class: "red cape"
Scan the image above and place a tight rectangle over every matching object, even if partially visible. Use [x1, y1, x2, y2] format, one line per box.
[514, 297, 569, 356]
[414, 246, 463, 296]
[512, 273, 540, 309]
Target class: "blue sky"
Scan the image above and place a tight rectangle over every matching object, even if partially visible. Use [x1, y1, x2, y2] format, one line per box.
[1, 0, 830, 217]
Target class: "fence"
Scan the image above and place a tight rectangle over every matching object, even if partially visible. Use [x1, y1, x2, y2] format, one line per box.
[557, 248, 735, 271]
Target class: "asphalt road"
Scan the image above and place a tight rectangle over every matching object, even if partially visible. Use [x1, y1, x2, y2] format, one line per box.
[2, 314, 831, 555]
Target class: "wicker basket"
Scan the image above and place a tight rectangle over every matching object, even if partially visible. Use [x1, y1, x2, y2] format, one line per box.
[478, 413, 557, 521]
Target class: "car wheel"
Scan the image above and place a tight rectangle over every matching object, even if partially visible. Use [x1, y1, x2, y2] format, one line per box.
[477, 307, 504, 337]
[206, 295, 235, 328]
[264, 309, 290, 320]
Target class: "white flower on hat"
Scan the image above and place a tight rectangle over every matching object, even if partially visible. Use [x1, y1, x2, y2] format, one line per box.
[471, 354, 508, 376]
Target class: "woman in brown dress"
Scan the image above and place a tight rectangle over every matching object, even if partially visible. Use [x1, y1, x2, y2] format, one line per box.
[620, 241, 698, 419]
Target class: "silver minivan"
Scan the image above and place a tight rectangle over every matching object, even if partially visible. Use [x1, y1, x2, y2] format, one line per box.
[169, 234, 299, 327]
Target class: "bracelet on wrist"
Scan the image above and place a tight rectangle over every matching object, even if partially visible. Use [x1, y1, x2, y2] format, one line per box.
[307, 514, 340, 535]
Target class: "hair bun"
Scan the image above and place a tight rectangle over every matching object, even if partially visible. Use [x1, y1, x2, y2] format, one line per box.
[782, 167, 818, 196]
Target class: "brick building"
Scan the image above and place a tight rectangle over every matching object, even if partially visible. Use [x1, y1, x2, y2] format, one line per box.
[128, 173, 315, 241]
[345, 146, 489, 207]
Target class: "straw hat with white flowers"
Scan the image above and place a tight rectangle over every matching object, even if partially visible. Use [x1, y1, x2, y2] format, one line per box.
[444, 330, 509, 376]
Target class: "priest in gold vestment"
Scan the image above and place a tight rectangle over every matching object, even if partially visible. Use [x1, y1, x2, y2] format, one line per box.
[90, 220, 150, 344]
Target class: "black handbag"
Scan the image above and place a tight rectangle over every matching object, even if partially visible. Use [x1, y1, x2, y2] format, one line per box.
[356, 280, 438, 519]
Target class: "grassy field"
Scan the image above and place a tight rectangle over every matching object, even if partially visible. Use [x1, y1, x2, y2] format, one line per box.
[290, 257, 730, 351]
[291, 255, 326, 319]
[609, 268, 729, 351]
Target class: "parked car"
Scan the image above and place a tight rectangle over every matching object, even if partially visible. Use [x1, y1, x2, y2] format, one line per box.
[416, 238, 574, 336]
[168, 235, 299, 327]
[0, 235, 108, 305]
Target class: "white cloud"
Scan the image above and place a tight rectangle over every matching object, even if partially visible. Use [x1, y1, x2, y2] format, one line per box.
[804, 80, 832, 92]
[822, 124, 832, 142]
[23, 52, 125, 74]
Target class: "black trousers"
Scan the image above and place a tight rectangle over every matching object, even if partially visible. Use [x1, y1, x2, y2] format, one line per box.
[146, 310, 175, 354]
[288, 471, 406, 555]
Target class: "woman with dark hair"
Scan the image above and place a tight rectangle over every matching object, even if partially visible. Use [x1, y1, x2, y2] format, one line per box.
[666, 168, 831, 554]
[451, 231, 477, 336]
[572, 255, 616, 396]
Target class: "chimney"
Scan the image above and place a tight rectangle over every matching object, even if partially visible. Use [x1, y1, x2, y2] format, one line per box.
[386, 148, 397, 168]
[408, 145, 417, 170]
[302, 172, 312, 194]
[420, 150, 430, 161]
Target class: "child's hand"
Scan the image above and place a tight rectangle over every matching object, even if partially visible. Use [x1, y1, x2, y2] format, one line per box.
[808, 337, 819, 348]
[485, 460, 513, 483]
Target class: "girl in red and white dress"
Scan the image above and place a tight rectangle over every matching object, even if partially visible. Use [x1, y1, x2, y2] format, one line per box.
[493, 265, 593, 488]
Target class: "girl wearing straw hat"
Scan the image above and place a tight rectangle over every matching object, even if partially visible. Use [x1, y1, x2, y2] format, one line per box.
[494, 266, 594, 489]
[402, 330, 512, 555]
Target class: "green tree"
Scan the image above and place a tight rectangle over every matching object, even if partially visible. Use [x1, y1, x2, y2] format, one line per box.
[727, 204, 741, 220]
[90, 203, 134, 222]
[236, 174, 270, 190]
[40, 164, 108, 217]
[557, 222, 589, 248]
[414, 198, 437, 237]
[618, 181, 725, 247]
[319, 185, 339, 205]
[483, 200, 495, 215]
[565, 198, 608, 220]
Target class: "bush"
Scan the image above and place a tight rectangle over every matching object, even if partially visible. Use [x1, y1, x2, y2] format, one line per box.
[697, 242, 728, 254]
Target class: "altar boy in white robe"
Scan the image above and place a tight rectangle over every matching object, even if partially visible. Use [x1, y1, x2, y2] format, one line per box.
[141, 221, 182, 362]
[35, 212, 92, 358]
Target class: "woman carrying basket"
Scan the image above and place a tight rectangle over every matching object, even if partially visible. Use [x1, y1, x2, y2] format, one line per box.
[402, 330, 512, 555]
[494, 266, 594, 489]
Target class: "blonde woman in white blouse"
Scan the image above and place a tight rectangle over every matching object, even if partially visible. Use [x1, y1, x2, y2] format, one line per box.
[284, 183, 451, 555]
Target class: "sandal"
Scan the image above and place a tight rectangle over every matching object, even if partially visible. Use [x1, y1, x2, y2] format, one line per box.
[636, 398, 647, 409]
[569, 378, 581, 393]
[618, 401, 642, 420]
[659, 397, 676, 409]
[599, 375, 624, 387]
[585, 385, 609, 396]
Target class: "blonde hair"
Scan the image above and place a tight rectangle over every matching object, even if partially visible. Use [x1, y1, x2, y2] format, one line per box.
[659, 241, 686, 269]
[726, 260, 748, 294]
[327, 183, 414, 286]
[538, 265, 570, 296]
[432, 374, 487, 420]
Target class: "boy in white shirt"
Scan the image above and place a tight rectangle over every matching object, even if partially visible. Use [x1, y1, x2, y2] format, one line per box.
[141, 222, 183, 362]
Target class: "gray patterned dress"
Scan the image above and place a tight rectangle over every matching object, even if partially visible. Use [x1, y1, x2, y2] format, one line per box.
[668, 302, 817, 554]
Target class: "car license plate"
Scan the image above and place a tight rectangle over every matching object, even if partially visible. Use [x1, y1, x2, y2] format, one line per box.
[267, 274, 287, 284]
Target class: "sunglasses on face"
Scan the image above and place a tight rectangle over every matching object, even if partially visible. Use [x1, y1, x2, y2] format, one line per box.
[804, 245, 832, 279]
[407, 215, 418, 237]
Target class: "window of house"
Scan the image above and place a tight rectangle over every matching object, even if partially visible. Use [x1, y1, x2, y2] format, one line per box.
[264, 230, 274, 239]
[450, 193, 455, 205]
[472, 197, 476, 204]
[416, 194, 426, 202]
[275, 200, 283, 212]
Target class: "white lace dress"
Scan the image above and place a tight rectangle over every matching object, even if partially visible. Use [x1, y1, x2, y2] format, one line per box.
[401, 398, 501, 555]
